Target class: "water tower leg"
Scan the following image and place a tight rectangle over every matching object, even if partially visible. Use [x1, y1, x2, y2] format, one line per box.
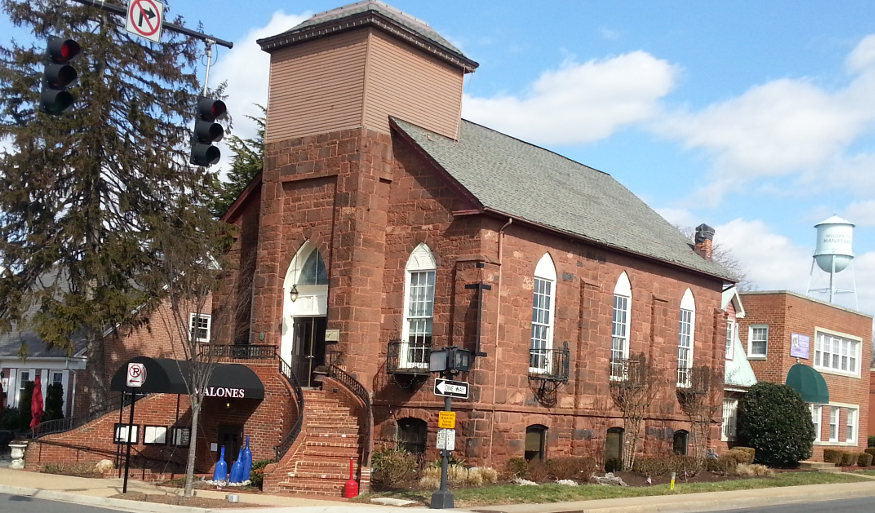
[851, 260, 858, 310]
[806, 258, 816, 296]
[829, 255, 835, 304]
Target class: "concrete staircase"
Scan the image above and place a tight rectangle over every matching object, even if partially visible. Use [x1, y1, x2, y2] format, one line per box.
[273, 386, 365, 496]
[799, 460, 841, 472]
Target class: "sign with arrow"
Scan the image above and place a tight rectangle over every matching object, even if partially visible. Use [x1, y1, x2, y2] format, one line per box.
[126, 0, 164, 43]
[434, 378, 469, 399]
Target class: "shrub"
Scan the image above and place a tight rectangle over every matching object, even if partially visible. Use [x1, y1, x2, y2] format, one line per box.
[43, 383, 64, 423]
[727, 447, 755, 464]
[546, 456, 597, 481]
[668, 455, 699, 477]
[41, 462, 101, 478]
[506, 458, 528, 478]
[857, 452, 873, 467]
[865, 448, 875, 459]
[840, 452, 858, 467]
[524, 460, 550, 483]
[371, 447, 416, 490]
[249, 459, 273, 490]
[631, 456, 671, 476]
[0, 407, 21, 430]
[604, 457, 622, 473]
[868, 435, 875, 447]
[480, 467, 499, 483]
[823, 449, 843, 464]
[736, 383, 815, 467]
[705, 455, 736, 474]
[735, 463, 774, 477]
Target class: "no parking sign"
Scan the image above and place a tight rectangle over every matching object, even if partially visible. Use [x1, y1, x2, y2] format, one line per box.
[126, 362, 147, 388]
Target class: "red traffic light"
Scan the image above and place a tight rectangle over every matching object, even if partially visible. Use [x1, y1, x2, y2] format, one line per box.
[196, 97, 227, 122]
[47, 37, 80, 64]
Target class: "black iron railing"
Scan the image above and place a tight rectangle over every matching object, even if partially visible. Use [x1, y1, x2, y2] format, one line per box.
[198, 344, 277, 359]
[386, 339, 431, 375]
[328, 364, 372, 466]
[274, 356, 305, 461]
[528, 341, 570, 382]
[30, 393, 141, 439]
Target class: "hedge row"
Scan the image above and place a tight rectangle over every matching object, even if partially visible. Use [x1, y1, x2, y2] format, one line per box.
[823, 449, 873, 467]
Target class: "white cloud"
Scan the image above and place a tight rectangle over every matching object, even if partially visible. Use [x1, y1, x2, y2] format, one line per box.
[211, 11, 311, 170]
[845, 200, 875, 226]
[716, 218, 875, 315]
[654, 35, 875, 203]
[655, 207, 697, 229]
[462, 51, 679, 146]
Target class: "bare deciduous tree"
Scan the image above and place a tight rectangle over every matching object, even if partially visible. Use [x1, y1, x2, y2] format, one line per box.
[676, 225, 755, 291]
[609, 353, 663, 470]
[677, 365, 723, 471]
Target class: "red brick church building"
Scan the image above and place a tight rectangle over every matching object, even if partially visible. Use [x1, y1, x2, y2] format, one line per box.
[215, 0, 734, 492]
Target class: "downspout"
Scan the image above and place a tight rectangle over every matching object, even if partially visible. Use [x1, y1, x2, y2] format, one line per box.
[487, 218, 512, 463]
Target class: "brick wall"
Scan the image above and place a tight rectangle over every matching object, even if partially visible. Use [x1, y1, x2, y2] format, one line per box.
[25, 362, 292, 476]
[739, 291, 872, 460]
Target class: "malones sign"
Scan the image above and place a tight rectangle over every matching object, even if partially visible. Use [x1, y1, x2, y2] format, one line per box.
[201, 386, 247, 398]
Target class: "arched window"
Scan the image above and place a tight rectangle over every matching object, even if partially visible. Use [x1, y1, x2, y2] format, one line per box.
[525, 424, 547, 461]
[677, 289, 696, 387]
[397, 418, 427, 454]
[673, 430, 689, 455]
[605, 427, 624, 471]
[610, 272, 632, 380]
[401, 244, 436, 368]
[298, 248, 328, 285]
[530, 254, 556, 373]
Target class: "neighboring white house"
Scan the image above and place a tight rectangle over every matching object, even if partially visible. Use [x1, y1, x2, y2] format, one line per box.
[721, 287, 757, 442]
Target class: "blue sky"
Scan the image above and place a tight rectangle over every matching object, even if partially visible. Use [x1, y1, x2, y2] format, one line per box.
[3, 0, 874, 316]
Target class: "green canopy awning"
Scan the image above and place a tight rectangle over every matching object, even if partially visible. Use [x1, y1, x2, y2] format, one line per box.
[785, 363, 829, 404]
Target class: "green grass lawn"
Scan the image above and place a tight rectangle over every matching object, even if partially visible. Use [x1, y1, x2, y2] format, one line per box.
[358, 472, 870, 507]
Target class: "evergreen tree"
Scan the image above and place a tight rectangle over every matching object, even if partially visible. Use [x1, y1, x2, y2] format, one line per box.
[210, 105, 265, 217]
[0, 0, 227, 413]
[43, 382, 64, 422]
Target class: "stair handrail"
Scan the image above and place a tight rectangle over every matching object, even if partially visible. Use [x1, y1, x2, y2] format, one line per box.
[274, 356, 305, 461]
[30, 392, 142, 439]
[328, 363, 372, 465]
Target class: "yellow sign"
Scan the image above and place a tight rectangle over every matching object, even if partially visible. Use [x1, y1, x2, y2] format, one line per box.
[438, 411, 456, 429]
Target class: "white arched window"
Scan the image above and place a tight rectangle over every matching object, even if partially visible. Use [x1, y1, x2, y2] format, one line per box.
[610, 272, 632, 380]
[530, 254, 557, 373]
[677, 289, 696, 387]
[400, 243, 436, 368]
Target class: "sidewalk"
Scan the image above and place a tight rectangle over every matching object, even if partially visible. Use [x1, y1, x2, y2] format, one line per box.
[2, 465, 875, 513]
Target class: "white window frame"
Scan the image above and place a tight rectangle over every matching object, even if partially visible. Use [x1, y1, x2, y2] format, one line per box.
[747, 325, 769, 358]
[677, 289, 695, 387]
[829, 406, 839, 442]
[400, 243, 437, 369]
[721, 398, 738, 441]
[189, 313, 212, 343]
[16, 369, 34, 409]
[811, 405, 822, 442]
[725, 320, 735, 360]
[814, 328, 862, 378]
[610, 272, 632, 380]
[846, 407, 857, 444]
[530, 254, 556, 374]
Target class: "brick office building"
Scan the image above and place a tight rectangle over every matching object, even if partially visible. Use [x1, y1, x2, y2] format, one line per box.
[738, 291, 872, 460]
[211, 0, 737, 493]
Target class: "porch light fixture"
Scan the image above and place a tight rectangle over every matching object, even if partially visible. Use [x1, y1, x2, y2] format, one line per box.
[289, 285, 299, 302]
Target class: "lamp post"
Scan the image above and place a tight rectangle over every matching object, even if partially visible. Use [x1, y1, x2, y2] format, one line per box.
[429, 346, 471, 509]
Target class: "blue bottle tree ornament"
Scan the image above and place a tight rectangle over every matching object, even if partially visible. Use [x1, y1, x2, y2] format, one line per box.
[230, 445, 244, 483]
[242, 435, 253, 480]
[213, 446, 228, 483]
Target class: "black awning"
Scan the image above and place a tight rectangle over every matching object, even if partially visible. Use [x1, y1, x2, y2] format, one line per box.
[110, 356, 265, 400]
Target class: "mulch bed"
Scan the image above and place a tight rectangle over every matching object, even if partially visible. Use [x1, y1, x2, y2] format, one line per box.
[109, 492, 261, 508]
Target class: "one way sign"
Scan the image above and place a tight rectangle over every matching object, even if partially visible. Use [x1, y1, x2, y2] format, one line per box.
[434, 378, 469, 399]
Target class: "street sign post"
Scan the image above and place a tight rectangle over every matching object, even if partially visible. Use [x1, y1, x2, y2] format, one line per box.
[434, 378, 469, 399]
[125, 0, 164, 43]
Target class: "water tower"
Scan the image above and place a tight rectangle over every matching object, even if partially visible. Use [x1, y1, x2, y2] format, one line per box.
[806, 215, 858, 308]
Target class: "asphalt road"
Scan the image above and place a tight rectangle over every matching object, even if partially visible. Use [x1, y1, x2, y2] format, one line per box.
[698, 497, 875, 513]
[1, 493, 126, 513]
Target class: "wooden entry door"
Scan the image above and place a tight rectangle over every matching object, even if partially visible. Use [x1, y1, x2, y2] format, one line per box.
[291, 316, 327, 387]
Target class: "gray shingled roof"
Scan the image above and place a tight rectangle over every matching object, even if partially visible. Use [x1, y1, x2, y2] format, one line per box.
[392, 118, 735, 280]
[280, 1, 463, 56]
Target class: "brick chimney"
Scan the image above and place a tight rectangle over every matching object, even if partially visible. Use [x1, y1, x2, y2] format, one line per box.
[694, 224, 715, 260]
